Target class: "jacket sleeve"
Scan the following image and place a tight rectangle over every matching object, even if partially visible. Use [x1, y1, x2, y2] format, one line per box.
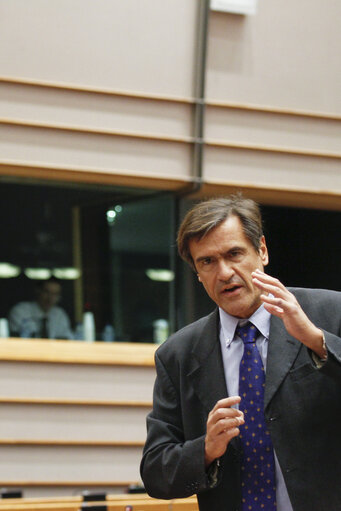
[140, 351, 212, 499]
[318, 329, 341, 382]
[311, 290, 341, 381]
[295, 288, 341, 382]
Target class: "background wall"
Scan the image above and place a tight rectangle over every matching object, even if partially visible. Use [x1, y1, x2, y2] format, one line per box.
[207, 1, 341, 113]
[0, 0, 198, 96]
[0, 0, 340, 208]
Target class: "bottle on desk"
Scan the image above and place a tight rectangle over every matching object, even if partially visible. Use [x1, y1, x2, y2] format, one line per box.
[153, 319, 169, 344]
[102, 324, 115, 342]
[83, 303, 96, 342]
[0, 318, 9, 338]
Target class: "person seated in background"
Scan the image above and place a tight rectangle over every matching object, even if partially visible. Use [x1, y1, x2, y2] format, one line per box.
[8, 277, 73, 339]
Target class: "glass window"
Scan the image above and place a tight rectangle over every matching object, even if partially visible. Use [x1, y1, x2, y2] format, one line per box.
[80, 193, 175, 342]
[0, 179, 175, 343]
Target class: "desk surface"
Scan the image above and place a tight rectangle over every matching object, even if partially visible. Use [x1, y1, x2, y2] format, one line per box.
[0, 338, 157, 367]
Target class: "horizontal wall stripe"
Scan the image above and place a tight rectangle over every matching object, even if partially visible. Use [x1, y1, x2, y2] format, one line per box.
[206, 138, 341, 159]
[1, 119, 339, 160]
[204, 145, 341, 195]
[0, 397, 152, 408]
[0, 161, 189, 191]
[0, 360, 155, 403]
[0, 440, 144, 447]
[2, 76, 340, 120]
[0, 76, 195, 105]
[206, 99, 341, 122]
[0, 119, 195, 145]
[0, 403, 150, 442]
[0, 126, 192, 181]
[0, 445, 143, 480]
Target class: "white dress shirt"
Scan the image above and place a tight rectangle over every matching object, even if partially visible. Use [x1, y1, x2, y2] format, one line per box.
[9, 301, 73, 340]
[219, 305, 293, 511]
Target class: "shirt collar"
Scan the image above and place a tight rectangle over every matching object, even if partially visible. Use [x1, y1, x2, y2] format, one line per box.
[219, 301, 271, 348]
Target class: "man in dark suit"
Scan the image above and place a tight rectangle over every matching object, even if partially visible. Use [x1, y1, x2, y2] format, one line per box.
[140, 196, 341, 511]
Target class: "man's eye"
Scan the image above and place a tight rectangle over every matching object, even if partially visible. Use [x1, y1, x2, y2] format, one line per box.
[198, 258, 213, 270]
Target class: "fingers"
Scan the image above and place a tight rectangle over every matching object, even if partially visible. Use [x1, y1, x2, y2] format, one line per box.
[252, 269, 288, 298]
[210, 395, 241, 413]
[208, 396, 244, 432]
[252, 270, 297, 316]
[251, 270, 320, 349]
[205, 396, 244, 465]
[208, 408, 244, 434]
[258, 293, 285, 315]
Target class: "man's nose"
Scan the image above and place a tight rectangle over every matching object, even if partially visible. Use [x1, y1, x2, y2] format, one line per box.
[217, 259, 234, 280]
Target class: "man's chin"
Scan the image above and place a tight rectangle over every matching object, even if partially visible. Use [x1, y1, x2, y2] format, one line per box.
[219, 296, 261, 319]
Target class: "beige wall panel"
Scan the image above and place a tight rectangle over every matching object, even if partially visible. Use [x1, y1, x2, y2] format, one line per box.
[0, 124, 192, 179]
[207, 1, 341, 114]
[206, 107, 341, 155]
[0, 445, 142, 481]
[0, 82, 193, 139]
[0, 404, 150, 442]
[204, 146, 341, 193]
[0, 362, 155, 402]
[0, 0, 197, 97]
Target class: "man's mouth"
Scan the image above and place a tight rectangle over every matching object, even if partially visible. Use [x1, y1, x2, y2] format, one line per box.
[222, 285, 242, 294]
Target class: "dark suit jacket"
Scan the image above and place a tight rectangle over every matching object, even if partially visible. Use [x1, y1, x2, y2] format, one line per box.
[140, 288, 341, 511]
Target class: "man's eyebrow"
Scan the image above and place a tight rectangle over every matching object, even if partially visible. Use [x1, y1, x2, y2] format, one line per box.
[195, 245, 245, 263]
[227, 245, 245, 252]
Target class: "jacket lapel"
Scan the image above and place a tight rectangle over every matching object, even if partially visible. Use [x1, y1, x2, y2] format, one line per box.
[187, 309, 228, 414]
[264, 314, 302, 410]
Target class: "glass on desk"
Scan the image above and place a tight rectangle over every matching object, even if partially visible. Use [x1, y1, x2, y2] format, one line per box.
[0, 318, 9, 338]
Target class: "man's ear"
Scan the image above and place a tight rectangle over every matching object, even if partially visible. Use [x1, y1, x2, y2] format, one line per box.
[259, 235, 269, 267]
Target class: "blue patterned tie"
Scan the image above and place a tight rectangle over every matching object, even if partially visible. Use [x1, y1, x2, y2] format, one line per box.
[236, 322, 276, 511]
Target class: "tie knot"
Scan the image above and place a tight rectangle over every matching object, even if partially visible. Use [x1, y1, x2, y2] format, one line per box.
[235, 322, 258, 344]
